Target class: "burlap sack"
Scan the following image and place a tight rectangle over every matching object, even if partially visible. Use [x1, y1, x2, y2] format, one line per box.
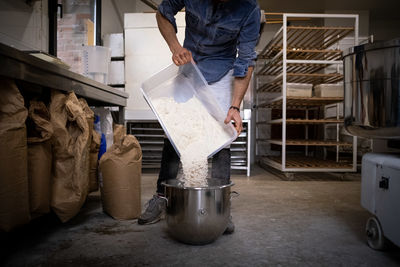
[0, 78, 30, 232]
[27, 101, 53, 217]
[89, 130, 101, 192]
[113, 124, 126, 144]
[50, 91, 90, 222]
[99, 135, 142, 220]
[79, 98, 94, 193]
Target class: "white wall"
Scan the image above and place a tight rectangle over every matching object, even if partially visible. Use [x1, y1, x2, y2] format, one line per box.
[258, 0, 400, 41]
[0, 0, 48, 51]
[101, 0, 163, 38]
[103, 0, 400, 42]
[370, 18, 400, 41]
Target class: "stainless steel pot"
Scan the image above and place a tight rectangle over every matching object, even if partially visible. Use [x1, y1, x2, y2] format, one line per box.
[343, 38, 400, 139]
[162, 179, 234, 245]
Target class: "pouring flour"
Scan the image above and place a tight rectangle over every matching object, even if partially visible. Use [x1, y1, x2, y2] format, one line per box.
[152, 96, 233, 187]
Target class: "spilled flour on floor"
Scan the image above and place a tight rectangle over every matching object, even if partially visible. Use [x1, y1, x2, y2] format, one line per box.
[153, 96, 232, 187]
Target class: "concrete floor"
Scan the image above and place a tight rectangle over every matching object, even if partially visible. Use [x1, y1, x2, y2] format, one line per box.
[2, 167, 400, 267]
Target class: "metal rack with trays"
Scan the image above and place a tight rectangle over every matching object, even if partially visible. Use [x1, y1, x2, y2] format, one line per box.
[255, 13, 359, 173]
[127, 120, 251, 176]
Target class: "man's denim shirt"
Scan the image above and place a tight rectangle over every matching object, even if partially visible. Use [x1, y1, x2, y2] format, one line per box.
[158, 0, 261, 84]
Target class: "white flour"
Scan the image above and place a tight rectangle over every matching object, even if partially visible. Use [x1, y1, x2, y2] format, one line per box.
[152, 96, 232, 187]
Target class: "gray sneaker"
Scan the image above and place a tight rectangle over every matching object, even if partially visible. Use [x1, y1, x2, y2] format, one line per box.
[138, 195, 166, 225]
[223, 217, 235, 234]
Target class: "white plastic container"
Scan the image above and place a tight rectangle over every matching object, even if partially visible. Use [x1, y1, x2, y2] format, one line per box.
[82, 46, 111, 84]
[286, 83, 312, 97]
[325, 102, 344, 118]
[141, 62, 237, 158]
[103, 33, 124, 58]
[108, 61, 125, 85]
[314, 83, 344, 97]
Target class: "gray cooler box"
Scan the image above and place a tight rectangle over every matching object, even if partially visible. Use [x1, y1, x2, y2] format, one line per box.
[361, 153, 400, 249]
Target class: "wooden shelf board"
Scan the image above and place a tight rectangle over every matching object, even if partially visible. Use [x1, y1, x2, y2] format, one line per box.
[259, 96, 343, 109]
[259, 63, 329, 76]
[267, 139, 352, 146]
[285, 72, 343, 84]
[260, 25, 354, 58]
[258, 49, 342, 64]
[263, 156, 353, 169]
[270, 118, 343, 124]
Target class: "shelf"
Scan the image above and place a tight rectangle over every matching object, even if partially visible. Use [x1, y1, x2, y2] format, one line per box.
[128, 120, 250, 175]
[130, 127, 164, 131]
[259, 96, 343, 109]
[260, 26, 354, 58]
[138, 140, 164, 145]
[257, 83, 282, 93]
[261, 156, 353, 169]
[258, 62, 329, 76]
[257, 73, 343, 93]
[265, 139, 353, 146]
[266, 72, 342, 83]
[257, 49, 342, 75]
[269, 118, 343, 124]
[0, 43, 128, 108]
[255, 14, 358, 174]
[259, 48, 342, 61]
[135, 134, 165, 138]
[232, 141, 247, 145]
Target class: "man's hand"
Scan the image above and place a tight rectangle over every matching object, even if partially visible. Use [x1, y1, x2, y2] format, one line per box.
[224, 108, 242, 135]
[156, 11, 192, 66]
[172, 45, 192, 66]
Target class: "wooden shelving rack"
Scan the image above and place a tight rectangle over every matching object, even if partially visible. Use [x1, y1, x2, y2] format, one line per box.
[256, 13, 359, 173]
[268, 118, 343, 124]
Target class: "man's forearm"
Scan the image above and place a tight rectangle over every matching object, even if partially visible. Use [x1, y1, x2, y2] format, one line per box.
[231, 67, 254, 108]
[156, 11, 192, 66]
[156, 11, 181, 53]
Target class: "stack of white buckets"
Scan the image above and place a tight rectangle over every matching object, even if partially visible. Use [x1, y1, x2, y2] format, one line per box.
[82, 46, 111, 84]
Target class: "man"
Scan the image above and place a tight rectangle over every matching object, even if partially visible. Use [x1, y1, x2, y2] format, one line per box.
[138, 0, 261, 233]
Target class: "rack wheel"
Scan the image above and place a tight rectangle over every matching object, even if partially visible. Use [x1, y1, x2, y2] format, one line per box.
[284, 172, 295, 180]
[366, 216, 387, 250]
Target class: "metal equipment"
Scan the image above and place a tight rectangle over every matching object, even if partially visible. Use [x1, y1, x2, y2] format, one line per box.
[163, 179, 233, 245]
[344, 38, 400, 139]
[344, 38, 400, 250]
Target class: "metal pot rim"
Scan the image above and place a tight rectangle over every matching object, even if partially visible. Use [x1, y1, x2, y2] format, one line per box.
[343, 38, 400, 57]
[161, 181, 234, 190]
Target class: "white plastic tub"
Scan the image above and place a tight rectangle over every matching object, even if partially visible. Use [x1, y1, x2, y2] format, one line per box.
[325, 102, 344, 118]
[314, 83, 344, 97]
[286, 83, 313, 97]
[140, 62, 237, 158]
[82, 46, 111, 84]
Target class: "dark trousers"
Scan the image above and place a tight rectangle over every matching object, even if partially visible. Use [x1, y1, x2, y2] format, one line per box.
[156, 138, 231, 194]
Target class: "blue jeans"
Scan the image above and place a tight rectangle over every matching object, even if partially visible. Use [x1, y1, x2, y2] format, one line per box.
[156, 138, 231, 194]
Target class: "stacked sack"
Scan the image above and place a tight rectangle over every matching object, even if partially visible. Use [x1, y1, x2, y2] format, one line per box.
[99, 124, 142, 220]
[0, 78, 30, 232]
[49, 91, 90, 222]
[79, 99, 96, 193]
[89, 130, 101, 193]
[26, 100, 53, 218]
[0, 83, 111, 229]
